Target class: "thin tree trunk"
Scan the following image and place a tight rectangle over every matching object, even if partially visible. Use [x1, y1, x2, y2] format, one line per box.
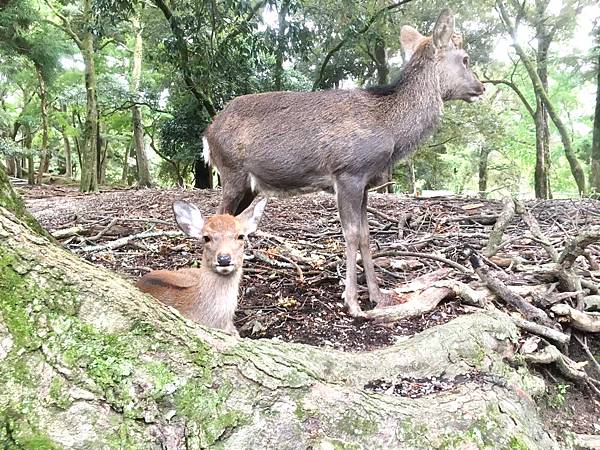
[273, 0, 289, 91]
[121, 140, 132, 185]
[533, 0, 551, 199]
[194, 158, 211, 189]
[22, 125, 35, 185]
[406, 157, 416, 195]
[35, 66, 50, 186]
[131, 10, 152, 188]
[591, 49, 600, 195]
[497, 0, 586, 196]
[5, 157, 16, 176]
[97, 126, 108, 185]
[478, 147, 492, 198]
[16, 158, 23, 179]
[79, 0, 99, 193]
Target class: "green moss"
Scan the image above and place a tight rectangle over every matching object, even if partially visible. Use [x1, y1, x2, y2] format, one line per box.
[507, 436, 531, 450]
[396, 419, 431, 448]
[337, 411, 378, 438]
[0, 253, 41, 350]
[174, 377, 245, 447]
[48, 376, 72, 410]
[0, 408, 62, 450]
[0, 165, 48, 237]
[144, 361, 176, 399]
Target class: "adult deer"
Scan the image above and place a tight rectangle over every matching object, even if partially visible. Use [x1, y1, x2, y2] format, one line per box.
[137, 199, 267, 334]
[203, 9, 484, 317]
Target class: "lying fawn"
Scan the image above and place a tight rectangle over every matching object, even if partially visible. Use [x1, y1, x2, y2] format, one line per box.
[136, 198, 267, 335]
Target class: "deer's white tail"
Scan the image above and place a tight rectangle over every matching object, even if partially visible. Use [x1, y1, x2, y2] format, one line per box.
[202, 136, 211, 166]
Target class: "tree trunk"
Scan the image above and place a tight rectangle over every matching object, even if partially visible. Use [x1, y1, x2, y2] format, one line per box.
[533, 0, 551, 199]
[0, 165, 562, 449]
[79, 0, 99, 193]
[35, 65, 50, 186]
[478, 147, 492, 198]
[273, 0, 289, 91]
[592, 49, 600, 195]
[63, 133, 73, 179]
[131, 10, 152, 188]
[121, 140, 132, 185]
[497, 0, 586, 196]
[97, 126, 108, 186]
[16, 158, 23, 179]
[5, 157, 16, 176]
[406, 157, 416, 195]
[22, 125, 34, 186]
[194, 158, 212, 189]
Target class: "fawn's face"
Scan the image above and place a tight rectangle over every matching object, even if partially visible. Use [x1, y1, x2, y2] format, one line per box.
[173, 199, 267, 276]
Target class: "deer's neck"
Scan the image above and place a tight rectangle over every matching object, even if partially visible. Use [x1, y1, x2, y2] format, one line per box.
[382, 59, 444, 161]
[191, 265, 241, 328]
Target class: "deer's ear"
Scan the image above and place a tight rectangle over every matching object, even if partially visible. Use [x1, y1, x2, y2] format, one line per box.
[237, 198, 267, 235]
[173, 201, 205, 237]
[400, 25, 424, 55]
[432, 8, 454, 50]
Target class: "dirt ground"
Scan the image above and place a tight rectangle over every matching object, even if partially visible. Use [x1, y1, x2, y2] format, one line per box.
[18, 184, 600, 438]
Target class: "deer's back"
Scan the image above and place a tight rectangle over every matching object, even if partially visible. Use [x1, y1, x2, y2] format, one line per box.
[206, 90, 395, 188]
[137, 269, 201, 317]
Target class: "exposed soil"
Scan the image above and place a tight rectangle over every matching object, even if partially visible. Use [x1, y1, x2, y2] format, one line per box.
[18, 184, 600, 437]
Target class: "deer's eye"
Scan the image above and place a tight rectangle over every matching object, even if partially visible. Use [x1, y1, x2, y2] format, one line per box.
[203, 236, 211, 243]
[463, 56, 469, 67]
[237, 234, 245, 240]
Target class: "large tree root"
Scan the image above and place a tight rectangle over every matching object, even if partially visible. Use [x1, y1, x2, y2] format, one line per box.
[0, 203, 565, 449]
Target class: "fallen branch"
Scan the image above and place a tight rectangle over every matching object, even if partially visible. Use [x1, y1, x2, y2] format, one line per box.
[484, 197, 515, 257]
[370, 250, 472, 274]
[509, 315, 569, 345]
[470, 253, 553, 326]
[75, 230, 183, 253]
[551, 304, 600, 332]
[572, 433, 600, 450]
[365, 286, 452, 322]
[364, 269, 453, 322]
[558, 226, 600, 269]
[522, 345, 600, 396]
[516, 199, 558, 262]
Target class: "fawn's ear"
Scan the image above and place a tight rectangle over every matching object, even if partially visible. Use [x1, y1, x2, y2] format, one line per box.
[432, 8, 455, 50]
[400, 25, 424, 56]
[237, 198, 267, 235]
[173, 201, 205, 237]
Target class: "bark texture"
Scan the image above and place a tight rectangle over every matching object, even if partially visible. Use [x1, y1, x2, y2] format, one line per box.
[0, 172, 565, 449]
[592, 49, 600, 195]
[131, 11, 152, 188]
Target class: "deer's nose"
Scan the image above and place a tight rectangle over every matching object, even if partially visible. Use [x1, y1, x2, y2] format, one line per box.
[217, 254, 232, 266]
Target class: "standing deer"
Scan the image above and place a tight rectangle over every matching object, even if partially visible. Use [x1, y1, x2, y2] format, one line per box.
[136, 199, 267, 334]
[203, 9, 484, 317]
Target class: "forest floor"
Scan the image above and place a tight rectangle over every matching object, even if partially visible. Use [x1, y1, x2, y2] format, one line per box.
[18, 183, 600, 441]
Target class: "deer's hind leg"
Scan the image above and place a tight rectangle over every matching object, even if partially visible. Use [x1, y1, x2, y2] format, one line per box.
[335, 176, 367, 318]
[358, 189, 394, 306]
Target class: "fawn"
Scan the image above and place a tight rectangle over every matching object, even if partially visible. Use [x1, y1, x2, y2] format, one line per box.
[137, 198, 267, 335]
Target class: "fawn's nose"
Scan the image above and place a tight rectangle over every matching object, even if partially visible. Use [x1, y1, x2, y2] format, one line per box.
[217, 254, 232, 266]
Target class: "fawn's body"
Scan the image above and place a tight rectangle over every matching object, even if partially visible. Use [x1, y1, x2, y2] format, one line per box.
[137, 199, 267, 334]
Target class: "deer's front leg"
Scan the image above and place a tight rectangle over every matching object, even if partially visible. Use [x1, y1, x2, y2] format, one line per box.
[336, 178, 366, 318]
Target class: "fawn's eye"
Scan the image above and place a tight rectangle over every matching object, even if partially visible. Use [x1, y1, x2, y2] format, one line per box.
[237, 234, 245, 240]
[203, 236, 211, 243]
